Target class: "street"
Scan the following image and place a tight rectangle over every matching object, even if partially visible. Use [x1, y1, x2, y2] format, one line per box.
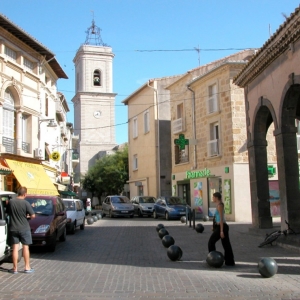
[1, 217, 300, 300]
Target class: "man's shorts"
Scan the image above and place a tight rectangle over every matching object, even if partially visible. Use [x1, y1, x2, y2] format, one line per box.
[11, 230, 32, 245]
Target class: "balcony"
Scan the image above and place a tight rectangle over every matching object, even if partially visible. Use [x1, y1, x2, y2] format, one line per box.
[2, 137, 16, 154]
[22, 141, 31, 154]
[72, 151, 79, 169]
[207, 139, 220, 157]
[172, 118, 185, 134]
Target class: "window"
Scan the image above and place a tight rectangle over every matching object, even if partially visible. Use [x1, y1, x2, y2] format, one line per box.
[207, 122, 220, 157]
[3, 89, 15, 139]
[24, 57, 34, 71]
[133, 154, 138, 170]
[144, 110, 150, 133]
[173, 103, 185, 134]
[5, 46, 17, 62]
[45, 96, 48, 117]
[207, 83, 218, 114]
[174, 145, 189, 165]
[133, 117, 138, 138]
[93, 70, 101, 86]
[177, 103, 183, 119]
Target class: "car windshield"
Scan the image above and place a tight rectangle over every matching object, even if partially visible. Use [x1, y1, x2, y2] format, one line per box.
[25, 198, 53, 215]
[111, 197, 129, 203]
[166, 197, 186, 205]
[140, 197, 155, 203]
[63, 200, 75, 211]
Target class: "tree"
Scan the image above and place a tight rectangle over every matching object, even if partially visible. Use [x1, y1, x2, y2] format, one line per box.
[81, 144, 128, 197]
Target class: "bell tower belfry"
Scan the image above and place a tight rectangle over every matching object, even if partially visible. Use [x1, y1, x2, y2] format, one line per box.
[72, 19, 117, 182]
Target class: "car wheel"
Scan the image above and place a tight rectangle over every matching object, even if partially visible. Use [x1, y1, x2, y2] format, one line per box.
[165, 212, 170, 220]
[102, 211, 106, 218]
[153, 211, 158, 219]
[130, 215, 133, 218]
[138, 210, 143, 217]
[80, 219, 85, 230]
[48, 234, 57, 252]
[70, 222, 75, 234]
[59, 227, 67, 242]
[109, 210, 113, 218]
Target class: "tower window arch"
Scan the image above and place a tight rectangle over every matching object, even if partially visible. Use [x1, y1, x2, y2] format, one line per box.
[93, 69, 101, 86]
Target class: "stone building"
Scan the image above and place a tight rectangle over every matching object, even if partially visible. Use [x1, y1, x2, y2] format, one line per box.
[0, 13, 70, 194]
[123, 76, 181, 198]
[234, 5, 300, 230]
[168, 50, 259, 222]
[72, 20, 117, 198]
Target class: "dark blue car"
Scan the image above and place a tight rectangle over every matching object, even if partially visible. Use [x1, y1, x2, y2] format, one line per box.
[153, 196, 187, 220]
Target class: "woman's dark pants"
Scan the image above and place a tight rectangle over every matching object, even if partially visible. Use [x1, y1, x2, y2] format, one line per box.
[208, 223, 235, 265]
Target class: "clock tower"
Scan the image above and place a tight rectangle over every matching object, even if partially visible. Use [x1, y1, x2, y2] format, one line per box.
[72, 19, 117, 183]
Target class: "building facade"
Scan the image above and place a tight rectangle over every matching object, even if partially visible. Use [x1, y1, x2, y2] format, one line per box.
[234, 5, 300, 230]
[72, 21, 117, 196]
[168, 50, 264, 222]
[0, 13, 71, 194]
[123, 76, 181, 198]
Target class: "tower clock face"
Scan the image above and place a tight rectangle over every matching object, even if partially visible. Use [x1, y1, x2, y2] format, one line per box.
[93, 110, 101, 118]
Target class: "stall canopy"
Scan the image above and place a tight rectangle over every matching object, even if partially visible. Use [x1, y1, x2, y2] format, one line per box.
[5, 159, 58, 195]
[59, 190, 77, 197]
[0, 164, 12, 175]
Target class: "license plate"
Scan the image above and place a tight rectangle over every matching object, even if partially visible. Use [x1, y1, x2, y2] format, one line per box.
[180, 212, 185, 215]
[121, 211, 128, 213]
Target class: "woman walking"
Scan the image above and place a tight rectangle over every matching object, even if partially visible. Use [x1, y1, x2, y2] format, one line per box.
[208, 192, 235, 266]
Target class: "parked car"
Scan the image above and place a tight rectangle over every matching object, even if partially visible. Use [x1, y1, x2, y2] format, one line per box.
[0, 191, 22, 264]
[62, 199, 85, 234]
[153, 196, 187, 220]
[102, 195, 134, 218]
[130, 196, 156, 217]
[25, 195, 67, 252]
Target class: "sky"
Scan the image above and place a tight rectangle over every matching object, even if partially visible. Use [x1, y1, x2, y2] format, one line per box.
[1, 0, 300, 144]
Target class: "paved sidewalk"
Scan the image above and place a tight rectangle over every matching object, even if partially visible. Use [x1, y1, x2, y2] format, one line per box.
[0, 218, 300, 300]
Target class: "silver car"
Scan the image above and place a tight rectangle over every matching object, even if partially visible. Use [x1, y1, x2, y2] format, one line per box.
[102, 195, 134, 218]
[131, 196, 156, 217]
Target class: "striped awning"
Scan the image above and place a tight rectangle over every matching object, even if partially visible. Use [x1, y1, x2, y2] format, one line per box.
[0, 164, 12, 175]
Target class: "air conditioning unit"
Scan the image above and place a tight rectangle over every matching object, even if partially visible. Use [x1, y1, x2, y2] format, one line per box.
[34, 148, 43, 158]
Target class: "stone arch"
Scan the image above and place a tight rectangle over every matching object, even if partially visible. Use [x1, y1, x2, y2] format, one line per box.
[275, 83, 300, 229]
[248, 98, 277, 228]
[0, 79, 22, 107]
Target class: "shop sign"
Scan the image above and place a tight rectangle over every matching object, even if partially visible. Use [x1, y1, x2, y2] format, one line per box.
[186, 168, 211, 179]
[224, 179, 232, 214]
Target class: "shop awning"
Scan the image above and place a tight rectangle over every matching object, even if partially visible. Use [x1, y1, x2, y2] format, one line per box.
[5, 159, 58, 195]
[0, 164, 12, 175]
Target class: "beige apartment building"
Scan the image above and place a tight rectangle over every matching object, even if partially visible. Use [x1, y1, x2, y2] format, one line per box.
[123, 76, 181, 198]
[167, 49, 279, 222]
[0, 14, 78, 195]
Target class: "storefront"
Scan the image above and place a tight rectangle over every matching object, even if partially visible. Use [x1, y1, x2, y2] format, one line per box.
[172, 164, 253, 222]
[0, 163, 12, 190]
[4, 159, 58, 195]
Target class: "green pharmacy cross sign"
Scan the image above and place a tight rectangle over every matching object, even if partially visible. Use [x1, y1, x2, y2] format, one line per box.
[174, 134, 189, 150]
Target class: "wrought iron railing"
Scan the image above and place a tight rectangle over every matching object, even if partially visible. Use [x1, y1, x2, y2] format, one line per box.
[22, 141, 30, 153]
[2, 137, 16, 154]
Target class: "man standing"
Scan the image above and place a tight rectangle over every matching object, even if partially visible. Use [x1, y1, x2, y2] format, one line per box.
[6, 186, 35, 274]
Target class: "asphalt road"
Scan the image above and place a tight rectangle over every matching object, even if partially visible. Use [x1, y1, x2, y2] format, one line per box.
[1, 216, 300, 300]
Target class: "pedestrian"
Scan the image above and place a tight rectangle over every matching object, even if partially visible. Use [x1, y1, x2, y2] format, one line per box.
[6, 186, 35, 274]
[208, 192, 235, 266]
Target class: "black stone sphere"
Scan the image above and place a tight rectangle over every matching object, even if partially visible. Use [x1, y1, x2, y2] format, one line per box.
[92, 215, 98, 222]
[167, 245, 183, 261]
[162, 235, 175, 248]
[206, 251, 224, 268]
[158, 228, 169, 239]
[258, 257, 278, 278]
[195, 223, 205, 233]
[203, 215, 209, 222]
[87, 217, 94, 225]
[97, 213, 102, 219]
[180, 216, 186, 223]
[156, 224, 165, 232]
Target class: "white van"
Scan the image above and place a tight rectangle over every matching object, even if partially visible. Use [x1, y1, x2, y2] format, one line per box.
[62, 199, 85, 234]
[0, 191, 22, 264]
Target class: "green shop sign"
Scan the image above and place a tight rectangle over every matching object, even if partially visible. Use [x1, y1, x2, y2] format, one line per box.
[186, 168, 211, 179]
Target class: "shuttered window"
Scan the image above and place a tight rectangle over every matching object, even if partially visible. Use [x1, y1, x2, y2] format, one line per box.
[3, 89, 15, 138]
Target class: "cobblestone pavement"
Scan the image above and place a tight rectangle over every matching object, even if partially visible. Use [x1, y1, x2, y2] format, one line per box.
[1, 217, 300, 300]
